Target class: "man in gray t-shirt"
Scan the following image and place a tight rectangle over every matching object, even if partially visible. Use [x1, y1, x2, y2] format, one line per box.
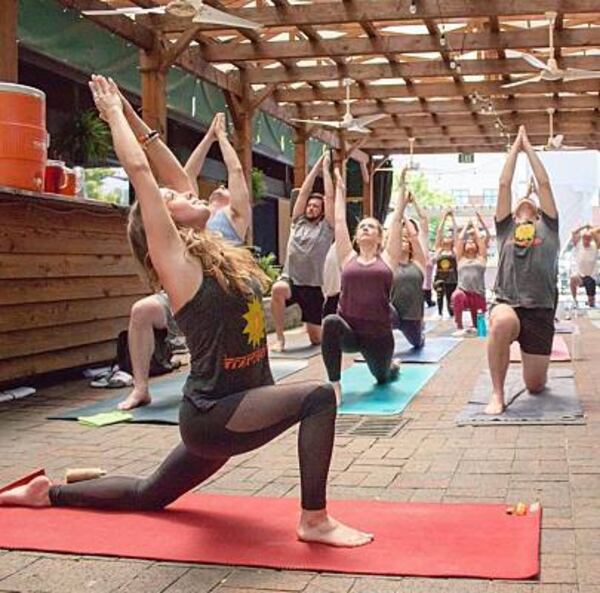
[485, 126, 560, 417]
[270, 153, 334, 351]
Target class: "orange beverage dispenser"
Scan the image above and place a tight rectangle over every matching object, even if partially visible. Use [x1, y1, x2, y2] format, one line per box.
[0, 83, 47, 192]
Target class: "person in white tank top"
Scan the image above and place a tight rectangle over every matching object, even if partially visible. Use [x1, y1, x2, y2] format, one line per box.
[569, 224, 600, 308]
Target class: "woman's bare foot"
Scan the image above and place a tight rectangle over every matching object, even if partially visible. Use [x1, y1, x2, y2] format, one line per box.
[271, 335, 286, 353]
[484, 394, 505, 415]
[118, 387, 151, 410]
[389, 358, 402, 380]
[0, 475, 52, 507]
[297, 509, 373, 547]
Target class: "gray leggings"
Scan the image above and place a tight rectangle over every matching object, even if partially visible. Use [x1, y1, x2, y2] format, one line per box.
[321, 314, 395, 383]
[49, 381, 336, 511]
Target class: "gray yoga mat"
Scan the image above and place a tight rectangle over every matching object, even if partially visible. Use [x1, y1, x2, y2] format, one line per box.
[356, 333, 461, 363]
[49, 359, 308, 425]
[456, 367, 585, 426]
[268, 335, 321, 359]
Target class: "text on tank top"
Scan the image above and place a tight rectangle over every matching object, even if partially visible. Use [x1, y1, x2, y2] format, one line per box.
[391, 261, 425, 321]
[338, 255, 393, 335]
[435, 250, 457, 283]
[174, 276, 274, 410]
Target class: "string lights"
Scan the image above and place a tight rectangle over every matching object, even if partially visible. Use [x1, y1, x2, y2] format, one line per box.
[468, 92, 512, 149]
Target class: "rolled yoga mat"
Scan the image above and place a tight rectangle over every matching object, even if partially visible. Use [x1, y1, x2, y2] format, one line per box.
[355, 333, 461, 364]
[339, 363, 439, 416]
[456, 366, 585, 426]
[48, 359, 308, 426]
[510, 335, 570, 362]
[0, 470, 541, 580]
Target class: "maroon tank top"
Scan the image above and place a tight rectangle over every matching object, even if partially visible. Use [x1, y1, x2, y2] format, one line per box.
[338, 255, 393, 335]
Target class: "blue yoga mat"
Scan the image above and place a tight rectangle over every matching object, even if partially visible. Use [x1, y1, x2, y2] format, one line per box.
[356, 333, 461, 363]
[49, 359, 308, 425]
[338, 363, 439, 416]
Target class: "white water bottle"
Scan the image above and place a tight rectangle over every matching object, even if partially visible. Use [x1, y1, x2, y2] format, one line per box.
[572, 325, 582, 360]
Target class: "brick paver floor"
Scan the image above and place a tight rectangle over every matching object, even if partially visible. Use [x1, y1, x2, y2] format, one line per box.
[1, 317, 599, 592]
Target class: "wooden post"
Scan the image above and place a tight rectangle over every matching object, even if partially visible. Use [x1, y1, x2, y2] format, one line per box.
[140, 46, 167, 139]
[0, 0, 18, 82]
[361, 158, 373, 218]
[293, 128, 307, 188]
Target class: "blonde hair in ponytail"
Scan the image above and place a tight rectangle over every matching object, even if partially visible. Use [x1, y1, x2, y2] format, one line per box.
[127, 202, 270, 296]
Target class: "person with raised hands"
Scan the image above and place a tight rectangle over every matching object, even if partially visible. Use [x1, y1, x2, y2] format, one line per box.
[569, 222, 600, 309]
[270, 152, 334, 352]
[321, 167, 404, 404]
[410, 194, 436, 308]
[433, 209, 458, 318]
[451, 215, 488, 337]
[0, 75, 375, 550]
[485, 125, 559, 415]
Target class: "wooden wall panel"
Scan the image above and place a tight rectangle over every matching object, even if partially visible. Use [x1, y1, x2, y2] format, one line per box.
[0, 190, 150, 386]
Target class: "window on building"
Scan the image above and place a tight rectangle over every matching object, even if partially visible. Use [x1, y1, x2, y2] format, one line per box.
[451, 189, 469, 206]
[483, 188, 498, 207]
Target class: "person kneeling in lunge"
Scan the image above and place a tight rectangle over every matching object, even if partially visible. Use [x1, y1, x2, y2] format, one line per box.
[321, 168, 404, 404]
[451, 215, 488, 337]
[389, 172, 428, 348]
[485, 125, 559, 415]
[569, 223, 600, 309]
[0, 75, 373, 549]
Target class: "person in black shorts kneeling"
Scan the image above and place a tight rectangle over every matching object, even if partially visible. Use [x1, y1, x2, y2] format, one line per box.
[485, 126, 560, 415]
[270, 153, 334, 351]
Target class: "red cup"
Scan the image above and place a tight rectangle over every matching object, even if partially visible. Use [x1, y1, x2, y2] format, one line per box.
[44, 160, 68, 194]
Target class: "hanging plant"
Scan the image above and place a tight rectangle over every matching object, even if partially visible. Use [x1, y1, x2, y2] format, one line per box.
[251, 167, 267, 203]
[52, 109, 112, 166]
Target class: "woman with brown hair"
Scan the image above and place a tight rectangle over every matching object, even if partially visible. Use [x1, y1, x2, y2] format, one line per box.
[321, 168, 405, 403]
[0, 75, 372, 548]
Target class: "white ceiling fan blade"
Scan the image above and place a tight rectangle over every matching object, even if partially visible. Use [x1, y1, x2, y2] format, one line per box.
[354, 114, 387, 127]
[506, 50, 548, 71]
[290, 118, 343, 129]
[193, 5, 262, 30]
[346, 126, 372, 134]
[501, 75, 542, 88]
[82, 7, 160, 16]
[563, 68, 600, 81]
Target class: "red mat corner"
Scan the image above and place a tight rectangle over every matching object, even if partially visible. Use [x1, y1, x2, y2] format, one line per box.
[0, 477, 541, 580]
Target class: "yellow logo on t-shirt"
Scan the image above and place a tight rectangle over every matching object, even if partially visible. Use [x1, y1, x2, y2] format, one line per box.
[438, 258, 451, 271]
[242, 296, 266, 348]
[514, 222, 539, 248]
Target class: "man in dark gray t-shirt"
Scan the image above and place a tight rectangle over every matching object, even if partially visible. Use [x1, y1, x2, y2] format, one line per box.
[485, 126, 559, 416]
[270, 153, 334, 352]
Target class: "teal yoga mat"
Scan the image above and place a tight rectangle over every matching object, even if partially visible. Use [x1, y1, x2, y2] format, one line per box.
[338, 363, 439, 416]
[49, 360, 308, 425]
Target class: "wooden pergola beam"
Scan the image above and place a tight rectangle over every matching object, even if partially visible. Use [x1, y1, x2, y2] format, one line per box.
[276, 78, 600, 103]
[366, 143, 600, 154]
[0, 0, 18, 82]
[196, 27, 598, 62]
[289, 95, 600, 118]
[151, 0, 600, 32]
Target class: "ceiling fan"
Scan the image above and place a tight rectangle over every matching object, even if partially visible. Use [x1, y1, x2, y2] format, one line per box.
[502, 11, 600, 88]
[535, 108, 585, 151]
[82, 0, 262, 30]
[291, 78, 387, 134]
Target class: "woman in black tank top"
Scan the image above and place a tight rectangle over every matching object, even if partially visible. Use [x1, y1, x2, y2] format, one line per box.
[434, 210, 458, 317]
[0, 76, 373, 549]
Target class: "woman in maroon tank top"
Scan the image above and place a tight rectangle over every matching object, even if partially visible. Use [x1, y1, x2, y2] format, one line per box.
[322, 167, 409, 403]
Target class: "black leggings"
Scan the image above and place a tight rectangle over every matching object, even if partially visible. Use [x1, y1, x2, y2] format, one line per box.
[321, 314, 395, 384]
[49, 381, 336, 511]
[435, 280, 457, 316]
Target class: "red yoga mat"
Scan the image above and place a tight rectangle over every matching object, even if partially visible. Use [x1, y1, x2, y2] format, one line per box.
[0, 471, 541, 579]
[510, 334, 570, 362]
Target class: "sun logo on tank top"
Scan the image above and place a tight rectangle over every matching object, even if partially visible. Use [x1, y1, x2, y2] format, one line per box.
[242, 296, 266, 348]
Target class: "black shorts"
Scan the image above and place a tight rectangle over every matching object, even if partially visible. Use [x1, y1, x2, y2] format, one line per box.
[283, 279, 325, 325]
[581, 275, 597, 297]
[514, 307, 555, 356]
[322, 293, 340, 318]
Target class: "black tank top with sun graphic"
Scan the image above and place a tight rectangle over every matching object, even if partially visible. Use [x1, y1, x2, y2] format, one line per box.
[174, 276, 274, 411]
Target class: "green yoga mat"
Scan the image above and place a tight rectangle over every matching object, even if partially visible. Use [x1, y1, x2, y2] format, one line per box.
[338, 363, 439, 416]
[49, 360, 308, 426]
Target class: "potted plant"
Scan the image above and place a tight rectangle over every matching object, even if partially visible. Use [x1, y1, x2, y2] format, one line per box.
[251, 167, 267, 203]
